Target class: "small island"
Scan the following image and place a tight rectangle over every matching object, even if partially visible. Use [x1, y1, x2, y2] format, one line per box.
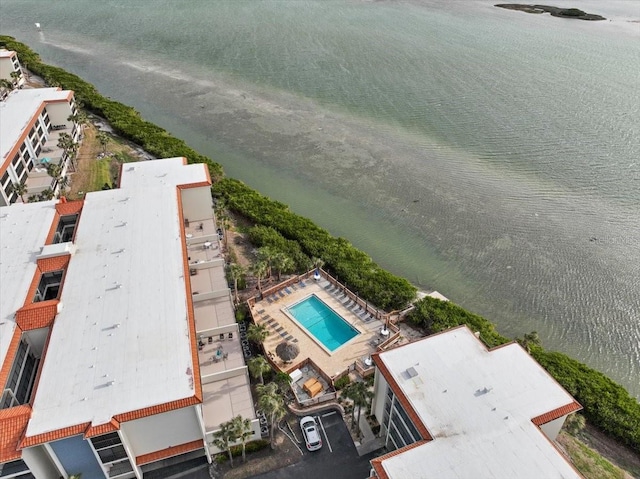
[496, 4, 606, 21]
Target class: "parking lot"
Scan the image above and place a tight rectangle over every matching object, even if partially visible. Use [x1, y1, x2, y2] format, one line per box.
[249, 411, 380, 479]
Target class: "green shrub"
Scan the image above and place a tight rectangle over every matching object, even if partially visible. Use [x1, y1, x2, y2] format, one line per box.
[215, 439, 270, 463]
[214, 178, 417, 310]
[334, 375, 351, 390]
[407, 296, 510, 348]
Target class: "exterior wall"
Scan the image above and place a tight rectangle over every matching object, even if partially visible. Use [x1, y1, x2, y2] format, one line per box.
[44, 101, 75, 131]
[49, 435, 105, 479]
[540, 415, 566, 441]
[0, 53, 24, 86]
[21, 445, 64, 479]
[371, 368, 388, 423]
[181, 186, 213, 222]
[120, 406, 204, 458]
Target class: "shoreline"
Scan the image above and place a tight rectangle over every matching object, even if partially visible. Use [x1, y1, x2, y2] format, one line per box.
[2, 34, 637, 458]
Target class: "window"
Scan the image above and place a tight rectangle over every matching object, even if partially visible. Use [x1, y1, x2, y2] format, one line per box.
[90, 432, 121, 450]
[1, 340, 39, 409]
[53, 214, 78, 243]
[14, 161, 25, 177]
[0, 459, 34, 478]
[34, 270, 64, 302]
[34, 144, 41, 157]
[11, 154, 20, 167]
[1, 172, 9, 187]
[90, 432, 135, 479]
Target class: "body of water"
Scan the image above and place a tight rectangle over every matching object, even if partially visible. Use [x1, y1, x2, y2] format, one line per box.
[2, 0, 638, 397]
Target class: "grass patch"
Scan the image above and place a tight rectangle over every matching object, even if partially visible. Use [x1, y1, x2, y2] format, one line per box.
[89, 158, 112, 191]
[560, 432, 627, 479]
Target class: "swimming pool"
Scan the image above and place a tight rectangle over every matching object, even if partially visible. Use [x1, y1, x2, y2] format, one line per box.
[287, 295, 360, 352]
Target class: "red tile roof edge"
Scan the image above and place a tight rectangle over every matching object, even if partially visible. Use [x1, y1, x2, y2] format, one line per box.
[136, 439, 204, 465]
[0, 405, 31, 463]
[175, 188, 203, 402]
[84, 418, 121, 438]
[15, 301, 58, 330]
[54, 199, 83, 215]
[532, 401, 582, 426]
[20, 422, 90, 448]
[113, 395, 201, 423]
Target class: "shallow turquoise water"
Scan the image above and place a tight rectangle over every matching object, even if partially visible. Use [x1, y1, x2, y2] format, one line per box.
[1, 0, 638, 397]
[288, 295, 359, 352]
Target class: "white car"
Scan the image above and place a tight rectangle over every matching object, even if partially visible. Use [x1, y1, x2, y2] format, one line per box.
[300, 416, 322, 451]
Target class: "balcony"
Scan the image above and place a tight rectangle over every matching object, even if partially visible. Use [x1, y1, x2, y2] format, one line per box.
[183, 215, 257, 437]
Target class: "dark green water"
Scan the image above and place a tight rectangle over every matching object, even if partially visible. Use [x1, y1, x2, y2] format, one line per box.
[2, 0, 638, 397]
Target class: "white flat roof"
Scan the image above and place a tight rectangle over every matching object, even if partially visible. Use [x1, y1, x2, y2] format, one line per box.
[0, 88, 71, 162]
[0, 201, 57, 364]
[377, 327, 580, 479]
[0, 50, 16, 58]
[26, 158, 208, 437]
[118, 157, 209, 190]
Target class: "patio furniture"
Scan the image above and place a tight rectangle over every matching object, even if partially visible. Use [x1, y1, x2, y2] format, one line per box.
[303, 377, 319, 390]
[303, 378, 323, 398]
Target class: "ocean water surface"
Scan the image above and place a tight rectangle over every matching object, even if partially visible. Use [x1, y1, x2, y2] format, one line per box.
[1, 0, 638, 397]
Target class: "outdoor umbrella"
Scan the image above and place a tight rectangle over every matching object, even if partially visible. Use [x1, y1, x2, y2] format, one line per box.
[276, 341, 300, 363]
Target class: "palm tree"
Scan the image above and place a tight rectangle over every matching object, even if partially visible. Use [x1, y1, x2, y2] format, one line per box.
[274, 371, 292, 395]
[257, 383, 287, 449]
[9, 182, 28, 203]
[251, 260, 268, 295]
[97, 131, 110, 153]
[229, 263, 245, 304]
[342, 381, 373, 435]
[257, 247, 277, 279]
[248, 355, 271, 385]
[246, 323, 269, 346]
[46, 163, 63, 192]
[39, 188, 55, 201]
[0, 78, 13, 94]
[57, 133, 79, 170]
[57, 175, 70, 198]
[273, 253, 294, 281]
[211, 419, 238, 467]
[67, 110, 88, 128]
[214, 199, 230, 246]
[231, 415, 254, 463]
[518, 331, 541, 353]
[9, 70, 22, 86]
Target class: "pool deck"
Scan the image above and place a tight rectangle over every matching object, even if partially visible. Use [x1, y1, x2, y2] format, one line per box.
[251, 278, 387, 379]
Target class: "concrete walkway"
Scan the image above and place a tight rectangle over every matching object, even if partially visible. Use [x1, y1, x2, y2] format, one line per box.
[355, 412, 385, 457]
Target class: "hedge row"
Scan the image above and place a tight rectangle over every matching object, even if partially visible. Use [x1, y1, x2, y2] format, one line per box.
[214, 178, 417, 311]
[247, 225, 311, 272]
[408, 296, 640, 451]
[0, 36, 224, 181]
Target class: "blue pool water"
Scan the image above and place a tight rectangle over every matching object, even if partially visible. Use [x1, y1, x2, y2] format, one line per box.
[288, 295, 359, 352]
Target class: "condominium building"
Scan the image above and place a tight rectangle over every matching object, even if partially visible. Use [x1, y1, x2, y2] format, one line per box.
[0, 50, 25, 92]
[369, 326, 583, 479]
[0, 88, 80, 206]
[0, 158, 258, 478]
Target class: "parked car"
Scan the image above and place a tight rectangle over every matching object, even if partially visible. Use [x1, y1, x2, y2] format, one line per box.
[300, 416, 322, 451]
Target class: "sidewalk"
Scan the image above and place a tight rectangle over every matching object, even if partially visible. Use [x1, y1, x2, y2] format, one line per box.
[355, 412, 385, 457]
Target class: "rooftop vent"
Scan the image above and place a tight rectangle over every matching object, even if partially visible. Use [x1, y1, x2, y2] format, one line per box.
[405, 367, 418, 378]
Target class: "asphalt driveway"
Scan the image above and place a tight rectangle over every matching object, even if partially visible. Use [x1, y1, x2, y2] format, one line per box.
[249, 411, 381, 479]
